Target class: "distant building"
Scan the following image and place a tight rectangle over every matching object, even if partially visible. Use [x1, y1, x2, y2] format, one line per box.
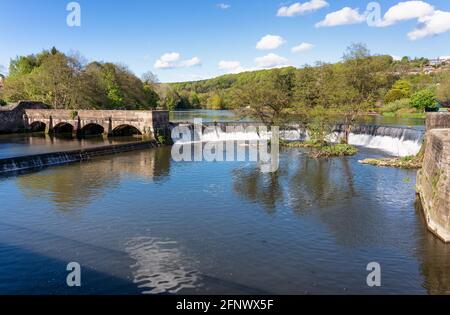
[428, 57, 450, 67]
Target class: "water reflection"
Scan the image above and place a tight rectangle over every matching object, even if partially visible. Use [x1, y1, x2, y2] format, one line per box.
[16, 147, 172, 212]
[415, 200, 450, 294]
[233, 167, 283, 213]
[125, 236, 199, 294]
[232, 149, 356, 214]
[0, 133, 141, 159]
[2, 141, 450, 294]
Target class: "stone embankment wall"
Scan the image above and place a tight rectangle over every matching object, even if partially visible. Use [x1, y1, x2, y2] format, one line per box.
[417, 113, 450, 242]
[0, 101, 47, 133]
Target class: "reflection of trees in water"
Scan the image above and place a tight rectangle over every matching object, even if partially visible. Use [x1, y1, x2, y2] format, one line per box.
[17, 147, 171, 212]
[147, 146, 172, 180]
[415, 200, 450, 294]
[287, 155, 356, 214]
[232, 167, 284, 213]
[232, 150, 356, 214]
[17, 161, 120, 212]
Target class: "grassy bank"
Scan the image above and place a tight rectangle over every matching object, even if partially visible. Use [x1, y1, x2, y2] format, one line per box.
[381, 112, 426, 119]
[359, 156, 422, 169]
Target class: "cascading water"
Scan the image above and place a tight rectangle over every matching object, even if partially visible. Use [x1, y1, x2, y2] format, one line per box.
[171, 122, 425, 157]
[171, 122, 308, 143]
[331, 125, 425, 157]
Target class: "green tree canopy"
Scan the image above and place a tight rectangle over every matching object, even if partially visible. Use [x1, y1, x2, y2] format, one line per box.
[2, 49, 159, 110]
[410, 89, 438, 111]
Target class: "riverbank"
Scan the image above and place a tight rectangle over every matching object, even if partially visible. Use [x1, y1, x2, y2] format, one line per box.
[381, 112, 426, 119]
[0, 140, 159, 174]
[358, 156, 422, 169]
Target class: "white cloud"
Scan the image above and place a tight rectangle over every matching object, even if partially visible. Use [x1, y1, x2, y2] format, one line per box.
[256, 35, 286, 50]
[316, 7, 367, 27]
[408, 10, 450, 40]
[277, 0, 329, 17]
[377, 1, 435, 27]
[154, 52, 201, 69]
[154, 52, 180, 69]
[255, 53, 289, 68]
[218, 60, 244, 73]
[217, 3, 230, 10]
[292, 42, 314, 53]
[391, 55, 402, 61]
[181, 57, 202, 67]
[440, 56, 450, 60]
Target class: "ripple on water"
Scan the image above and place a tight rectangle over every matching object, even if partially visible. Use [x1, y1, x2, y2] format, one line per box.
[125, 236, 199, 294]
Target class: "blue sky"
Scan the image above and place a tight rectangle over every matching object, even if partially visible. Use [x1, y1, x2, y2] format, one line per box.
[1, 0, 450, 82]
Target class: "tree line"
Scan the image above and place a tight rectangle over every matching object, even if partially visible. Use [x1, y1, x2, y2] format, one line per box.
[0, 47, 159, 110]
[168, 46, 448, 115]
[0, 45, 448, 124]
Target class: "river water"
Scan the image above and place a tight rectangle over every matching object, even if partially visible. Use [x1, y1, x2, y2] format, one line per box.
[1, 111, 449, 295]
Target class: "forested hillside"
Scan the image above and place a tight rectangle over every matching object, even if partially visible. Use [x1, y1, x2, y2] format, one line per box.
[0, 45, 448, 119]
[165, 52, 449, 115]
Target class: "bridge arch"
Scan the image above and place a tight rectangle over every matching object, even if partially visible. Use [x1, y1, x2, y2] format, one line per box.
[53, 122, 74, 134]
[29, 121, 46, 132]
[80, 123, 105, 136]
[112, 124, 142, 137]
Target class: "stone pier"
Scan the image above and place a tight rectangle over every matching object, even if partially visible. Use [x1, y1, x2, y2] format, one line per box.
[0, 101, 47, 133]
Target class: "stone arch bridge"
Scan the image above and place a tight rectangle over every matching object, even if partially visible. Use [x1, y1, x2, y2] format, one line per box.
[23, 109, 169, 137]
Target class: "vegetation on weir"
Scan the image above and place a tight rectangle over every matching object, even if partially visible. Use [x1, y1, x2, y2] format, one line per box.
[281, 139, 358, 158]
[359, 139, 425, 169]
[312, 144, 358, 158]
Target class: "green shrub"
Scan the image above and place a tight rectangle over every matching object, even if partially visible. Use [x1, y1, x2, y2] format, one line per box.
[384, 80, 412, 104]
[380, 98, 411, 113]
[157, 134, 173, 145]
[410, 89, 438, 111]
[314, 144, 358, 158]
[0, 99, 7, 106]
[281, 140, 321, 148]
[401, 156, 414, 162]
[70, 110, 79, 119]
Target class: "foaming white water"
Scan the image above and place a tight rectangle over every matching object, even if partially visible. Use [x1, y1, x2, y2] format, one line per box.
[347, 134, 422, 157]
[171, 123, 424, 157]
[172, 124, 307, 144]
[329, 125, 424, 157]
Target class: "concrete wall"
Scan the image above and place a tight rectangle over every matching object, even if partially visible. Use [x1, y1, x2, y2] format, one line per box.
[0, 101, 47, 133]
[417, 113, 450, 242]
